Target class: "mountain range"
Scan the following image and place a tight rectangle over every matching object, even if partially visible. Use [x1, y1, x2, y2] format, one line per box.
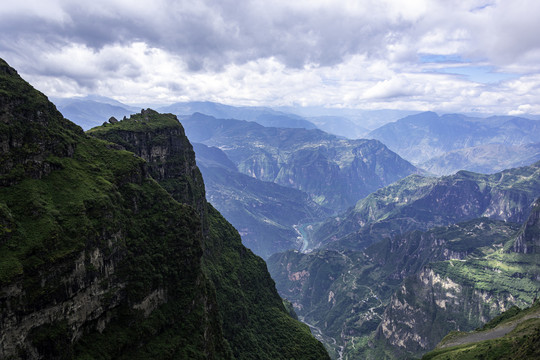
[7, 55, 540, 360]
[312, 162, 540, 251]
[0, 59, 329, 359]
[180, 112, 419, 212]
[268, 197, 540, 358]
[367, 111, 540, 174]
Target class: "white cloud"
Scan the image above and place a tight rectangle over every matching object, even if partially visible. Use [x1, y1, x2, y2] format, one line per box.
[1, 0, 540, 115]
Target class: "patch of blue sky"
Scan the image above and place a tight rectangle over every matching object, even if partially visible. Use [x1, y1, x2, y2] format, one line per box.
[419, 54, 466, 64]
[435, 66, 518, 84]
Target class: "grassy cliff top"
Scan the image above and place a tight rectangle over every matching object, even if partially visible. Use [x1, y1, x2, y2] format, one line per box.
[87, 109, 181, 134]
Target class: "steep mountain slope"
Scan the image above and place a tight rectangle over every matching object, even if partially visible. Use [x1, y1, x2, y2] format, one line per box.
[375, 198, 540, 358]
[313, 163, 540, 250]
[423, 301, 540, 359]
[86, 109, 330, 360]
[158, 101, 317, 129]
[420, 142, 540, 175]
[181, 113, 418, 211]
[367, 111, 540, 165]
[268, 218, 524, 359]
[192, 142, 332, 259]
[0, 59, 329, 359]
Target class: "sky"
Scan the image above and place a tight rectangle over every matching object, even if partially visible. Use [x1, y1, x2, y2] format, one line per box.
[1, 0, 540, 115]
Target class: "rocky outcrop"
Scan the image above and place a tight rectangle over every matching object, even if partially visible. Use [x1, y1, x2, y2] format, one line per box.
[377, 268, 522, 357]
[89, 109, 206, 217]
[512, 198, 540, 254]
[0, 58, 329, 360]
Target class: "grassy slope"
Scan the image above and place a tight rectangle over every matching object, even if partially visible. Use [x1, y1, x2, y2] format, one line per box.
[422, 301, 540, 360]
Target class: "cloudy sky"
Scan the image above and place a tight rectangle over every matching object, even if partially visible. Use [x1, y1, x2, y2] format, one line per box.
[1, 0, 540, 115]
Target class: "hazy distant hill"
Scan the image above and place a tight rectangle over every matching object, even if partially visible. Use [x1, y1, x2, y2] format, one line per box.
[277, 106, 418, 130]
[420, 142, 540, 175]
[181, 112, 418, 212]
[159, 101, 317, 129]
[306, 115, 370, 139]
[53, 96, 137, 130]
[367, 112, 540, 166]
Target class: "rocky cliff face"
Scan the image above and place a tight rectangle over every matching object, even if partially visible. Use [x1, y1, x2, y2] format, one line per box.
[268, 218, 523, 359]
[513, 198, 540, 254]
[375, 203, 540, 358]
[0, 59, 329, 360]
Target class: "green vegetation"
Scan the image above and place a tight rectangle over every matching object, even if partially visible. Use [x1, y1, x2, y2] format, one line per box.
[0, 58, 329, 359]
[423, 302, 540, 360]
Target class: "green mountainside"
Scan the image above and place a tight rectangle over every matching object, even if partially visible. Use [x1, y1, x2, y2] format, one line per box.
[180, 112, 419, 212]
[268, 217, 532, 358]
[313, 163, 540, 251]
[373, 198, 540, 359]
[422, 300, 540, 359]
[0, 58, 329, 359]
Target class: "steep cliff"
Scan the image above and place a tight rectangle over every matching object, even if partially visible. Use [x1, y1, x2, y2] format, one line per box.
[268, 218, 523, 359]
[89, 109, 330, 359]
[375, 201, 540, 358]
[0, 58, 329, 359]
[512, 198, 540, 254]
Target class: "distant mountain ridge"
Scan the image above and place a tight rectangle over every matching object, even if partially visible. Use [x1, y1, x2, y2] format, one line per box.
[158, 101, 317, 129]
[420, 142, 540, 175]
[181, 112, 419, 212]
[367, 112, 540, 172]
